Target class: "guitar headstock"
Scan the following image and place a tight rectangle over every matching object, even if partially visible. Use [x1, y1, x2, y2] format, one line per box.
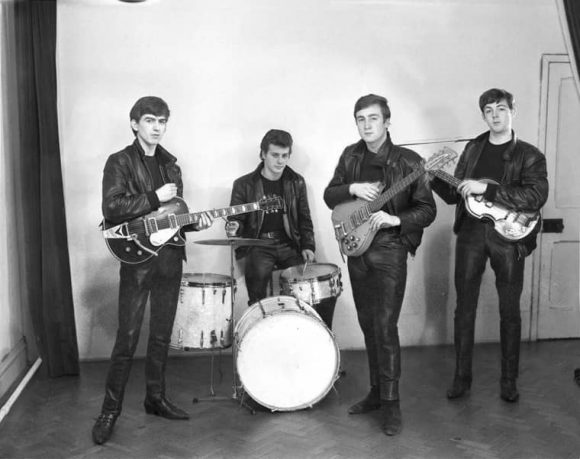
[258, 195, 284, 213]
[424, 146, 458, 171]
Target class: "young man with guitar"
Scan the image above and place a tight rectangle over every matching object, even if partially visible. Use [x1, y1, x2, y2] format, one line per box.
[92, 96, 213, 445]
[431, 88, 548, 403]
[324, 94, 436, 436]
[225, 129, 316, 305]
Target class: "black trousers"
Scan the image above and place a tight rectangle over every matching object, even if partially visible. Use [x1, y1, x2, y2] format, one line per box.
[453, 218, 525, 383]
[245, 240, 303, 305]
[101, 245, 183, 415]
[348, 231, 408, 401]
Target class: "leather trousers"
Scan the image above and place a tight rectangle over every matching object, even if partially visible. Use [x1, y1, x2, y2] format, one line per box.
[101, 245, 183, 415]
[453, 218, 525, 383]
[244, 241, 303, 304]
[348, 231, 408, 401]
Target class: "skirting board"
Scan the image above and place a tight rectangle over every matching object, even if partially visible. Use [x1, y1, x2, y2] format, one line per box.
[0, 357, 41, 424]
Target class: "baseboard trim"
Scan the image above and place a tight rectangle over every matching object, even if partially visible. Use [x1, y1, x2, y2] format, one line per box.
[0, 357, 42, 424]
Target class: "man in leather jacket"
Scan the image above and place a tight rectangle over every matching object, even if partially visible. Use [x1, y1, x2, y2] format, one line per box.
[431, 88, 548, 403]
[92, 97, 213, 445]
[226, 129, 316, 306]
[324, 94, 436, 436]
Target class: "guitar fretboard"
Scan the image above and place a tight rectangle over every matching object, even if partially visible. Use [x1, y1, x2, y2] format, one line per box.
[344, 168, 425, 233]
[431, 169, 460, 188]
[129, 200, 274, 235]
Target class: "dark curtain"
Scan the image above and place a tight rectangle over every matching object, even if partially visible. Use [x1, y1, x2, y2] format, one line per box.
[563, 0, 580, 77]
[13, 0, 79, 377]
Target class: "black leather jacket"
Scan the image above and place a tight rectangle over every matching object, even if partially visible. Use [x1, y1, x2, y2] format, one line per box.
[431, 130, 549, 256]
[324, 133, 436, 255]
[228, 164, 315, 258]
[102, 139, 183, 225]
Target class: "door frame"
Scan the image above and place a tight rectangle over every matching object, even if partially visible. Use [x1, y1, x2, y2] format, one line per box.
[529, 53, 571, 341]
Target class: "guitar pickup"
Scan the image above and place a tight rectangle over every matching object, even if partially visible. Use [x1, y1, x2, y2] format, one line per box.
[145, 217, 159, 235]
[168, 213, 178, 229]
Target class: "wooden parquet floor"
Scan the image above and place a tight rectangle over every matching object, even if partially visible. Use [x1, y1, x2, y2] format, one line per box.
[1, 341, 580, 459]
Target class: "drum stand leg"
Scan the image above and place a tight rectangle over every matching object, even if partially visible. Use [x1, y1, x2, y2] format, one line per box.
[192, 350, 230, 403]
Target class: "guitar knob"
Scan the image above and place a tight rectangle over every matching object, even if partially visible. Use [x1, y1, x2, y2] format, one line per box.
[125, 247, 131, 252]
[173, 237, 179, 241]
[350, 235, 355, 241]
[137, 250, 143, 255]
[352, 243, 358, 248]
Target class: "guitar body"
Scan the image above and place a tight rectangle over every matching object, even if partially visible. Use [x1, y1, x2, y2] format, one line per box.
[104, 197, 188, 264]
[463, 179, 540, 241]
[331, 200, 377, 257]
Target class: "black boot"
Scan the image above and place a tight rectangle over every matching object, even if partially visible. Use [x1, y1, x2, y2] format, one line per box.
[92, 412, 118, 445]
[381, 400, 402, 436]
[446, 377, 471, 399]
[500, 379, 519, 402]
[144, 396, 190, 420]
[348, 386, 381, 414]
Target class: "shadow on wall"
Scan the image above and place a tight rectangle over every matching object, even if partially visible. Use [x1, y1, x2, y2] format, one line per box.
[421, 223, 453, 345]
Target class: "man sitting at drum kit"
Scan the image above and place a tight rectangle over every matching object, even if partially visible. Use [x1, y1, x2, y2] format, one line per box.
[92, 96, 213, 445]
[225, 129, 317, 305]
[324, 94, 436, 436]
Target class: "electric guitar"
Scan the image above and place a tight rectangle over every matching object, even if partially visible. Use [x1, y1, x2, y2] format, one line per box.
[331, 148, 457, 257]
[102, 195, 283, 264]
[429, 167, 540, 241]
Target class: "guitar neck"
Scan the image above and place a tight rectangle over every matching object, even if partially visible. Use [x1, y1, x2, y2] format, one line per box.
[367, 167, 425, 213]
[431, 169, 461, 189]
[176, 202, 264, 227]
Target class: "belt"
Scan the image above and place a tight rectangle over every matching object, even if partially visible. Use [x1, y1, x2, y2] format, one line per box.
[259, 231, 289, 240]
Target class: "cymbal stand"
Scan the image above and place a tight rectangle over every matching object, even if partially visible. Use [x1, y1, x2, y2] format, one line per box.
[192, 240, 255, 413]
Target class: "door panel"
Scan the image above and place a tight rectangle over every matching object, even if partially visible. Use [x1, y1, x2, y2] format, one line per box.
[536, 55, 580, 339]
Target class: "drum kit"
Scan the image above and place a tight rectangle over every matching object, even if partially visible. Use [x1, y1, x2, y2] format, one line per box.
[170, 236, 343, 412]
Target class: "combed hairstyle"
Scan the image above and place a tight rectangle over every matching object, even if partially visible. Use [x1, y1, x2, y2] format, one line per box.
[129, 96, 170, 135]
[353, 94, 391, 121]
[478, 88, 515, 112]
[259, 129, 293, 159]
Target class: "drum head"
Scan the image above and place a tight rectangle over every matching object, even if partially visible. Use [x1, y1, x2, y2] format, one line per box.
[236, 307, 339, 411]
[281, 263, 338, 282]
[182, 272, 233, 287]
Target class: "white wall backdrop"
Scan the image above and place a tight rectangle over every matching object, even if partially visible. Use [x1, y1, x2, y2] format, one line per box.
[56, 0, 566, 360]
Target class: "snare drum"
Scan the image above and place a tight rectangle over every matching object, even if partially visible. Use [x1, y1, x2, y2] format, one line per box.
[235, 296, 340, 411]
[280, 263, 342, 305]
[170, 273, 235, 350]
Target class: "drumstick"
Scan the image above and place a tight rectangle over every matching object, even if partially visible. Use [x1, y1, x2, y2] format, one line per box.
[302, 260, 308, 277]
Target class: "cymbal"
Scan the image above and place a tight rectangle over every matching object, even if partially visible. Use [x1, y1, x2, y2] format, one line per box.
[195, 237, 275, 247]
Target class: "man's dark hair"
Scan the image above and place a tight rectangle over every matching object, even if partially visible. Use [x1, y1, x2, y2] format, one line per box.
[478, 88, 514, 112]
[259, 129, 293, 158]
[353, 94, 391, 121]
[129, 96, 170, 135]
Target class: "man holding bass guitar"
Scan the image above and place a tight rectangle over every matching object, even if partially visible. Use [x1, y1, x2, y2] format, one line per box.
[324, 94, 436, 436]
[92, 96, 213, 445]
[431, 88, 549, 403]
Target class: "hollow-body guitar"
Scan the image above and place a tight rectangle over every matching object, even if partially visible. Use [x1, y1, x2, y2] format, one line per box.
[429, 168, 540, 241]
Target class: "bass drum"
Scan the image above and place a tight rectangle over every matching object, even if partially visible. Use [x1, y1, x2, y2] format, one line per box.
[235, 296, 340, 411]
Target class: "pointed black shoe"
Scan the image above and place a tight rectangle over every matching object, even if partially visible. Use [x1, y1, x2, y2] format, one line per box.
[446, 378, 471, 400]
[381, 400, 402, 436]
[348, 386, 381, 414]
[92, 412, 118, 445]
[144, 397, 190, 420]
[500, 379, 519, 403]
